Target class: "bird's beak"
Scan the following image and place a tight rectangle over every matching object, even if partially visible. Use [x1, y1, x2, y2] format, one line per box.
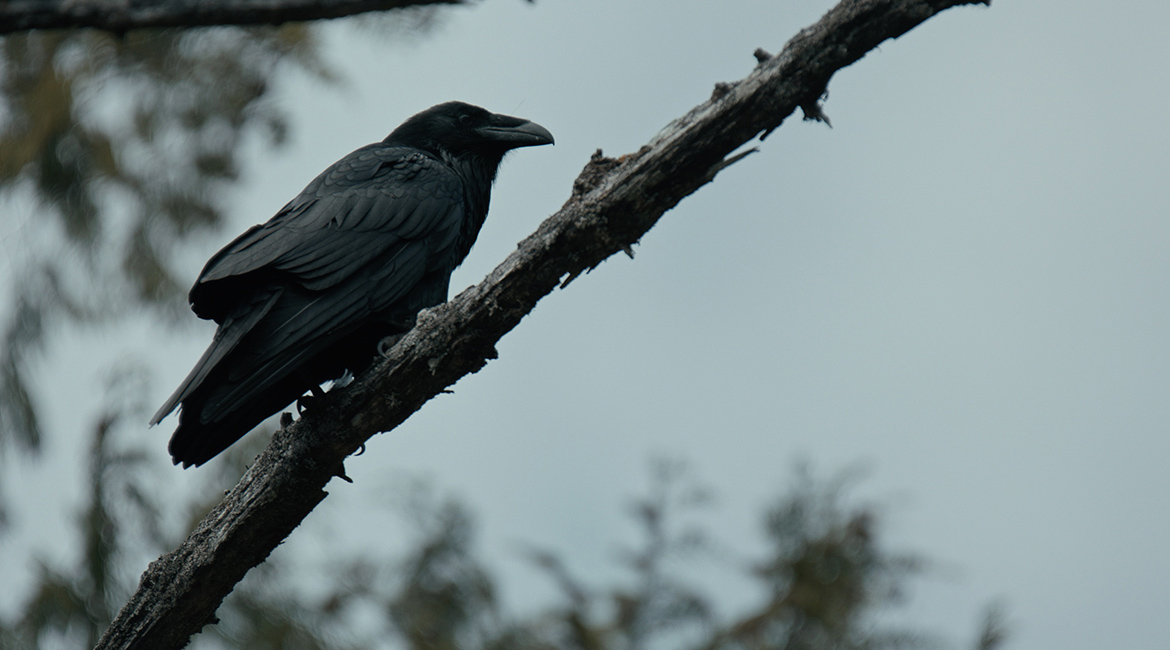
[477, 116, 555, 148]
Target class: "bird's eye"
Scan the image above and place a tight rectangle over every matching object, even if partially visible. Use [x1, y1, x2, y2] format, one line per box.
[458, 114, 473, 125]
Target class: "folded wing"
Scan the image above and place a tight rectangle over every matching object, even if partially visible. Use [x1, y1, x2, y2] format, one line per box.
[154, 146, 465, 466]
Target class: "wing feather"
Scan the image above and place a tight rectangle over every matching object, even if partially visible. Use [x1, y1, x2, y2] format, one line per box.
[199, 241, 431, 421]
[190, 146, 463, 322]
[163, 140, 472, 466]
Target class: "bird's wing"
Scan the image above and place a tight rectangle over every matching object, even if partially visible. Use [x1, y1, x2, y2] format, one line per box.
[154, 146, 465, 425]
[189, 146, 465, 321]
[200, 241, 435, 421]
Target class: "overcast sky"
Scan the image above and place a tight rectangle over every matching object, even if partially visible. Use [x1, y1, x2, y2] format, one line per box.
[4, 1, 1169, 648]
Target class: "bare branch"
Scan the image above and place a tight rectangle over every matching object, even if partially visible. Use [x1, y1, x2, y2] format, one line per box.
[95, 0, 990, 648]
[0, 0, 466, 35]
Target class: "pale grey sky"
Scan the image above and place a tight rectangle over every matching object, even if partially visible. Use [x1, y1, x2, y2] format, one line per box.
[4, 1, 1169, 648]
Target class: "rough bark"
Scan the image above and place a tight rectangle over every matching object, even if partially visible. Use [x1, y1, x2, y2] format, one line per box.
[94, 0, 990, 648]
[0, 0, 465, 34]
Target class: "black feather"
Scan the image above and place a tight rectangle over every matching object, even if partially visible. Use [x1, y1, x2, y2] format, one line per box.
[153, 102, 553, 467]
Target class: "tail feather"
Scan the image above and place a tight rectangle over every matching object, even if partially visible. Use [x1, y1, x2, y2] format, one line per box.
[167, 370, 309, 468]
[162, 284, 368, 468]
[151, 287, 284, 426]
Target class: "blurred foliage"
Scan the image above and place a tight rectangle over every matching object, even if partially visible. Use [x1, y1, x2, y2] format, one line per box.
[703, 466, 926, 650]
[0, 373, 349, 650]
[0, 11, 1010, 650]
[0, 23, 332, 458]
[517, 458, 716, 650]
[0, 445, 1009, 650]
[0, 366, 161, 648]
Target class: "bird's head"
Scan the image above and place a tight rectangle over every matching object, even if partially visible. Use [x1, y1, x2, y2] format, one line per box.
[386, 101, 554, 159]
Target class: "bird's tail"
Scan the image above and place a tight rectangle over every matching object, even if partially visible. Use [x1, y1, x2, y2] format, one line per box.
[150, 287, 283, 426]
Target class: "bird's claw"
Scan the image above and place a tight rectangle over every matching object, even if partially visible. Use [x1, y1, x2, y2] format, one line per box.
[297, 393, 316, 413]
[331, 369, 354, 390]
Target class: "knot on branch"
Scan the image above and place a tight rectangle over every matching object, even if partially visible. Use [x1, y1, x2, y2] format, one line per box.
[800, 89, 833, 128]
[800, 101, 832, 128]
[711, 81, 735, 100]
[333, 460, 353, 483]
[571, 149, 621, 197]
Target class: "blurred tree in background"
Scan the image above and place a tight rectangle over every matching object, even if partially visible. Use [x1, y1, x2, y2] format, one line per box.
[0, 413, 1009, 650]
[0, 4, 443, 523]
[0, 23, 331, 465]
[0, 6, 1008, 649]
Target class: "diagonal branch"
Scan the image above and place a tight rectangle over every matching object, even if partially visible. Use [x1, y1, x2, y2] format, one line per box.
[0, 0, 466, 34]
[95, 0, 990, 648]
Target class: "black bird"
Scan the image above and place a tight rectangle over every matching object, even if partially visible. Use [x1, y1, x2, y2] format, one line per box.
[152, 102, 553, 467]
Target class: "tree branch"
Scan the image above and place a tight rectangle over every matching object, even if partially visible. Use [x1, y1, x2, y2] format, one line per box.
[0, 0, 466, 34]
[95, 0, 990, 648]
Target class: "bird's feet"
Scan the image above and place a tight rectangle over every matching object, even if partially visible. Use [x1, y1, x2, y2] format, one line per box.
[296, 394, 313, 414]
[296, 384, 327, 413]
[331, 369, 354, 390]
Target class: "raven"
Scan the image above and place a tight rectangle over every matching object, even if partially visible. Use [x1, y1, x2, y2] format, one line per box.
[152, 102, 553, 468]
